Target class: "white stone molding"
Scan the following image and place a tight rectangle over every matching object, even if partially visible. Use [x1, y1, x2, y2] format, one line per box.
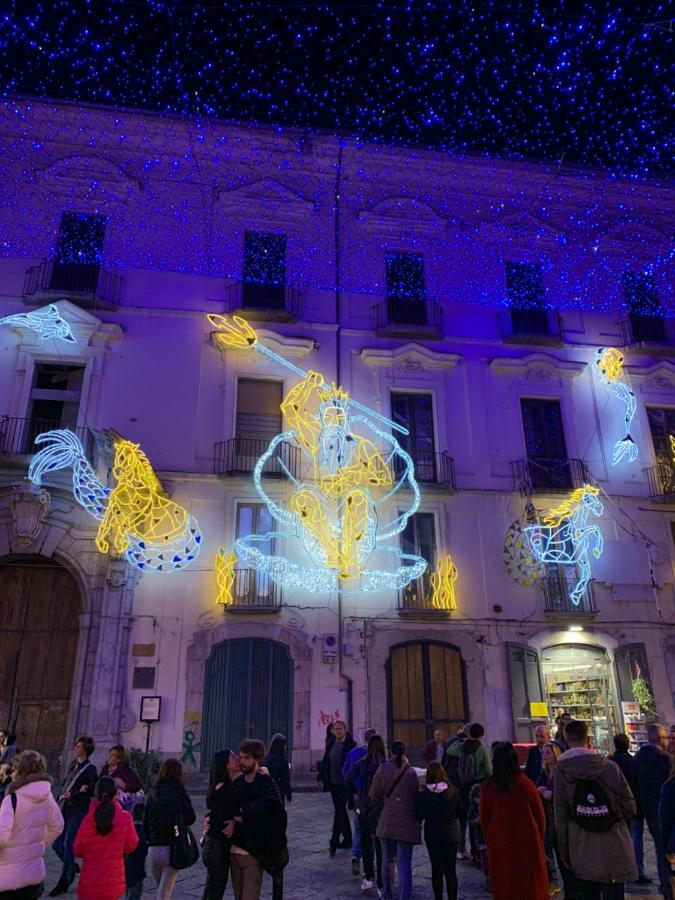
[215, 177, 315, 226]
[625, 360, 675, 392]
[9, 481, 50, 549]
[360, 342, 461, 372]
[489, 352, 586, 379]
[356, 197, 447, 236]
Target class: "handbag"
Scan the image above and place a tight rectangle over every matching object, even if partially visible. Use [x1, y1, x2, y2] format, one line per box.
[169, 811, 200, 870]
[364, 764, 410, 833]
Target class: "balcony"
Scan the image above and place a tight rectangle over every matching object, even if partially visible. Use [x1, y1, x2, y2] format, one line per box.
[374, 298, 442, 339]
[395, 450, 455, 488]
[543, 571, 598, 618]
[619, 314, 675, 354]
[214, 437, 301, 479]
[645, 461, 675, 500]
[227, 569, 281, 612]
[23, 259, 122, 310]
[399, 574, 450, 616]
[512, 457, 589, 495]
[498, 308, 563, 345]
[223, 281, 301, 322]
[0, 417, 95, 459]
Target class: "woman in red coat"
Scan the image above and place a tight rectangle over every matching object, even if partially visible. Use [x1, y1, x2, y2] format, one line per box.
[479, 742, 548, 900]
[73, 776, 138, 900]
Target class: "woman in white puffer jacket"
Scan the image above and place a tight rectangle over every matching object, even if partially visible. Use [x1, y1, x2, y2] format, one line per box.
[0, 750, 64, 898]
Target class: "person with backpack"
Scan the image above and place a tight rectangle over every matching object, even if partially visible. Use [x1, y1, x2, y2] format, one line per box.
[415, 762, 460, 900]
[444, 722, 492, 860]
[0, 749, 63, 899]
[346, 733, 385, 894]
[553, 719, 637, 899]
[479, 742, 547, 900]
[73, 776, 139, 900]
[144, 759, 197, 899]
[369, 740, 421, 900]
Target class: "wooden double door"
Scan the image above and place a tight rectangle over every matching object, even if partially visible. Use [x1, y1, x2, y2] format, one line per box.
[0, 558, 81, 770]
[388, 641, 467, 765]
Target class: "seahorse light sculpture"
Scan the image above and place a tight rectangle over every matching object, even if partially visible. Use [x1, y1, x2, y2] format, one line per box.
[523, 485, 604, 606]
[29, 430, 201, 573]
[208, 314, 427, 594]
[0, 304, 76, 343]
[594, 347, 638, 465]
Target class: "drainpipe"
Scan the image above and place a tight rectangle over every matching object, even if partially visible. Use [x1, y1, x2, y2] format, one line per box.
[334, 138, 354, 731]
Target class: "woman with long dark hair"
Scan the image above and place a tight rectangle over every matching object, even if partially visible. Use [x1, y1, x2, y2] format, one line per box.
[369, 740, 421, 900]
[73, 777, 138, 900]
[201, 750, 238, 900]
[144, 759, 196, 899]
[415, 762, 460, 900]
[263, 735, 292, 807]
[347, 733, 386, 894]
[479, 742, 547, 900]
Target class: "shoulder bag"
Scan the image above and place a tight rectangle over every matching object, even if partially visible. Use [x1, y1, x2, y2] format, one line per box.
[169, 808, 200, 870]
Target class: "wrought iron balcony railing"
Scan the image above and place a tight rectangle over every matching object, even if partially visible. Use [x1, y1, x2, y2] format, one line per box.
[214, 437, 301, 479]
[374, 298, 442, 335]
[645, 461, 675, 499]
[399, 573, 448, 614]
[498, 308, 563, 344]
[0, 416, 94, 459]
[23, 259, 122, 309]
[223, 281, 301, 320]
[542, 571, 597, 616]
[512, 457, 589, 494]
[394, 450, 455, 488]
[619, 313, 671, 346]
[228, 569, 281, 611]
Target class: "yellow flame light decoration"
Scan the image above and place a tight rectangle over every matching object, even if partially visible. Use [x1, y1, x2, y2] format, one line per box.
[215, 549, 237, 606]
[429, 555, 458, 610]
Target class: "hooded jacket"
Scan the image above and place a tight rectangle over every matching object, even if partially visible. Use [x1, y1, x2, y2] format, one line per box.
[635, 742, 670, 821]
[143, 781, 196, 845]
[0, 778, 64, 890]
[554, 749, 637, 884]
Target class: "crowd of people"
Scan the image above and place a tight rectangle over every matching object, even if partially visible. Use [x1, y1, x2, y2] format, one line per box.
[320, 718, 675, 900]
[0, 719, 673, 899]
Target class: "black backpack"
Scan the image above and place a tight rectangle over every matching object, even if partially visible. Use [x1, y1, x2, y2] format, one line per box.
[571, 778, 619, 833]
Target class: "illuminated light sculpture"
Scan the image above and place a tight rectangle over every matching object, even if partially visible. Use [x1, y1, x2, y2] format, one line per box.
[209, 314, 426, 593]
[0, 303, 76, 343]
[502, 520, 546, 587]
[429, 556, 458, 611]
[523, 485, 604, 607]
[594, 347, 638, 465]
[28, 430, 201, 573]
[215, 549, 237, 606]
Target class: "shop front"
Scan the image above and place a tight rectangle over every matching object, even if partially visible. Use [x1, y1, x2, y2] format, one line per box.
[508, 637, 654, 752]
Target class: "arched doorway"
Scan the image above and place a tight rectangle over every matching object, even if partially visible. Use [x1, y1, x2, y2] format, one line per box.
[0, 556, 81, 771]
[387, 641, 468, 765]
[201, 638, 293, 771]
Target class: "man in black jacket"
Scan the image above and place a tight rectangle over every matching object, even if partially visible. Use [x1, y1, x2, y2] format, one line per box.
[609, 732, 650, 885]
[317, 719, 356, 855]
[524, 724, 551, 784]
[635, 723, 672, 897]
[49, 735, 98, 897]
[226, 739, 287, 900]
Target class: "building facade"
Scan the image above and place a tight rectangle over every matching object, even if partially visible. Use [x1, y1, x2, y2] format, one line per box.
[0, 97, 673, 774]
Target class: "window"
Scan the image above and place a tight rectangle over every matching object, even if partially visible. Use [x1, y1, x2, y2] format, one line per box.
[506, 262, 548, 335]
[623, 272, 665, 342]
[400, 513, 436, 610]
[50, 212, 107, 293]
[391, 393, 436, 481]
[19, 364, 85, 452]
[646, 407, 675, 463]
[236, 379, 282, 443]
[385, 252, 426, 325]
[243, 232, 286, 309]
[520, 398, 571, 490]
[235, 504, 278, 607]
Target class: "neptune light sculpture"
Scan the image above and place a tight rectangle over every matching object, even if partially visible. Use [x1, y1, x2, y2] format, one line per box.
[209, 314, 427, 593]
[523, 484, 604, 606]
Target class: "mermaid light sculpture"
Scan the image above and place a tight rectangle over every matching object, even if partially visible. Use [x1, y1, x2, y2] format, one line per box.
[29, 430, 201, 573]
[594, 347, 638, 465]
[523, 484, 604, 606]
[0, 303, 76, 343]
[209, 314, 426, 593]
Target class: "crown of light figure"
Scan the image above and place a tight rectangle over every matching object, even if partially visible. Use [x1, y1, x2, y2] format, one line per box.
[318, 383, 350, 404]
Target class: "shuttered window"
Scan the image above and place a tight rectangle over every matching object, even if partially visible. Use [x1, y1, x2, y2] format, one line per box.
[236, 379, 282, 443]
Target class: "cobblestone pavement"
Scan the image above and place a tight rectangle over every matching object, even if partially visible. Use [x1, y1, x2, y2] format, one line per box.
[43, 791, 661, 899]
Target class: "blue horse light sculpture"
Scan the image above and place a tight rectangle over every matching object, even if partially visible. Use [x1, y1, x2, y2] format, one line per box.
[523, 484, 604, 606]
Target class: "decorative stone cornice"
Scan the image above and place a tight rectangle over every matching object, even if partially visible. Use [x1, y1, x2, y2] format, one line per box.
[215, 177, 315, 225]
[360, 342, 461, 372]
[489, 352, 586, 379]
[625, 359, 675, 390]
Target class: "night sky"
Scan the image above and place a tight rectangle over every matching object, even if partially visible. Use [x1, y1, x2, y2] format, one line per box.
[0, 2, 672, 176]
